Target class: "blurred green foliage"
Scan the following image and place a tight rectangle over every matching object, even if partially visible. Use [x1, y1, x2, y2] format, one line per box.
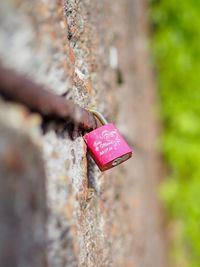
[150, 0, 200, 266]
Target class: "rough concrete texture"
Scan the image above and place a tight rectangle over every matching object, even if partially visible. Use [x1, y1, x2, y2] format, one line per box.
[0, 104, 46, 267]
[0, 1, 167, 267]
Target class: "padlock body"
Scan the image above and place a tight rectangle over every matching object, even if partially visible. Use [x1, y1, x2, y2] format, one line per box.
[84, 123, 132, 171]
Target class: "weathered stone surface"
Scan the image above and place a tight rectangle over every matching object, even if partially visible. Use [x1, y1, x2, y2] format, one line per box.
[0, 108, 46, 267]
[0, 1, 167, 267]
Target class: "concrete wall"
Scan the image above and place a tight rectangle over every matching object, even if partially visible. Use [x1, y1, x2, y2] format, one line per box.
[0, 1, 167, 267]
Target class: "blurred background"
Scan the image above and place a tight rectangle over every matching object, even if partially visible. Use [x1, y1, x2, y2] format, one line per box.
[151, 1, 200, 266]
[0, 1, 200, 267]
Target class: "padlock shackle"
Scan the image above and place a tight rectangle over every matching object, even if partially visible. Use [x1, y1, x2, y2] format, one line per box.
[88, 109, 108, 125]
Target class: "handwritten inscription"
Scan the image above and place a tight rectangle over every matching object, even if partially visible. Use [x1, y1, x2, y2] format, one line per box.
[93, 130, 121, 156]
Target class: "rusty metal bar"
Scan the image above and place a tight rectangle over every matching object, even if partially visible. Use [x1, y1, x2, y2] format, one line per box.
[0, 63, 97, 132]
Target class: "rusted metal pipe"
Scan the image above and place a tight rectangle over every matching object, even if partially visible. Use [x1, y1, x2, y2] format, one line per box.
[0, 63, 97, 132]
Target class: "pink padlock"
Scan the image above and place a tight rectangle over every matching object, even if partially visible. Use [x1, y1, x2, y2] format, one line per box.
[84, 110, 132, 171]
